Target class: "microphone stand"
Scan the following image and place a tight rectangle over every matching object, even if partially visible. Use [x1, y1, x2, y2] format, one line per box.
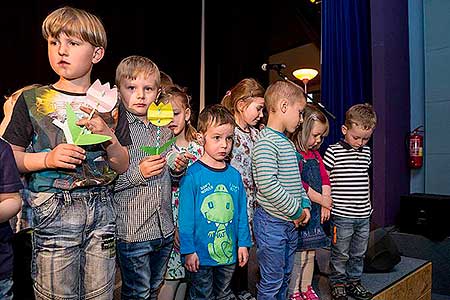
[276, 69, 336, 120]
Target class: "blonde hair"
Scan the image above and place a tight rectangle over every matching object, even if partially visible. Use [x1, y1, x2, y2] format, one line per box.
[1, 84, 41, 135]
[290, 104, 329, 152]
[115, 56, 161, 88]
[159, 84, 198, 142]
[197, 104, 235, 134]
[42, 6, 107, 49]
[264, 80, 306, 112]
[221, 78, 265, 116]
[344, 103, 377, 130]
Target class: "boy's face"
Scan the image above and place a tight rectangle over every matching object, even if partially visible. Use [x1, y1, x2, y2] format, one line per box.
[48, 34, 103, 82]
[199, 123, 234, 168]
[119, 73, 160, 121]
[284, 98, 306, 133]
[342, 124, 374, 149]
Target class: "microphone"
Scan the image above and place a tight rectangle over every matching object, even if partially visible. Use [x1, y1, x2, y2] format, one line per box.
[261, 63, 287, 72]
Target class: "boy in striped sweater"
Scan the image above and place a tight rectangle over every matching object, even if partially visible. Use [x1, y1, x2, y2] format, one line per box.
[323, 103, 377, 300]
[252, 80, 311, 300]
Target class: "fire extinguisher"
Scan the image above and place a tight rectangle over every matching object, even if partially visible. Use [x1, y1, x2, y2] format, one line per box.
[409, 125, 424, 169]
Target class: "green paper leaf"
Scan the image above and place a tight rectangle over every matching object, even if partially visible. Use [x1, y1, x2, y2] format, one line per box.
[75, 134, 112, 146]
[140, 137, 176, 155]
[140, 146, 158, 155]
[158, 137, 176, 154]
[66, 103, 82, 139]
[66, 103, 112, 146]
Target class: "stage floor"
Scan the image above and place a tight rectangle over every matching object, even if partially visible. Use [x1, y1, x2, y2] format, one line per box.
[313, 255, 430, 300]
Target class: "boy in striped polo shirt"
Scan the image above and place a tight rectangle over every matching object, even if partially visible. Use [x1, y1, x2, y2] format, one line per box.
[323, 103, 377, 300]
[252, 80, 311, 300]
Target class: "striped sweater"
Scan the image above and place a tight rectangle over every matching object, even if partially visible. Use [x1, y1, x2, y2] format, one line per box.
[251, 127, 311, 221]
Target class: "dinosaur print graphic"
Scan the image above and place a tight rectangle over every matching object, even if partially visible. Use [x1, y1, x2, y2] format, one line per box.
[200, 184, 234, 264]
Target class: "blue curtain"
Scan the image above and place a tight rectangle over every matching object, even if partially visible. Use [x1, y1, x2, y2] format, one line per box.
[321, 0, 372, 150]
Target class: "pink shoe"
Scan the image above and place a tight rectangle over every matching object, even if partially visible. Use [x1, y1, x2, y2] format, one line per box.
[301, 285, 320, 300]
[289, 292, 303, 300]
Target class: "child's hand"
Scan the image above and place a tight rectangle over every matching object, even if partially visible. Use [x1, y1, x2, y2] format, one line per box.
[294, 208, 311, 228]
[139, 155, 166, 178]
[321, 194, 333, 210]
[45, 144, 86, 169]
[77, 106, 113, 138]
[238, 247, 249, 267]
[172, 153, 191, 173]
[185, 252, 200, 272]
[321, 207, 331, 224]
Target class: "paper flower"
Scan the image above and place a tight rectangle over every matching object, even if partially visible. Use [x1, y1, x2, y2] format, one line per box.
[85, 79, 118, 113]
[147, 102, 174, 126]
[140, 102, 175, 155]
[53, 103, 112, 146]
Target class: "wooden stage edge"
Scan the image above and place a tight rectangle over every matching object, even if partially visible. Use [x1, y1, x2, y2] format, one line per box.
[372, 261, 432, 300]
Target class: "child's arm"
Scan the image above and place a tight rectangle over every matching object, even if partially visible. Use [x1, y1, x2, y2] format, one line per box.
[237, 178, 252, 248]
[11, 144, 86, 173]
[0, 192, 22, 223]
[77, 106, 129, 174]
[253, 140, 308, 219]
[178, 172, 198, 267]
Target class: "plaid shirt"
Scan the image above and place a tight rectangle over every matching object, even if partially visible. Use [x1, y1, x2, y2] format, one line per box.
[113, 111, 174, 242]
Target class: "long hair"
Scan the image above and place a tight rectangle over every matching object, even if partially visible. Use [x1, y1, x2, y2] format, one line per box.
[290, 104, 329, 152]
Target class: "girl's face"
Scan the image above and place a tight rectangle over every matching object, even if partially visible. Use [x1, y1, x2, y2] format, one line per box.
[239, 97, 265, 127]
[168, 96, 190, 137]
[307, 121, 328, 149]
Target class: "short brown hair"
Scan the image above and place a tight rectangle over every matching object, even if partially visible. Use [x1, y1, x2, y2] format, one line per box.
[264, 80, 306, 112]
[115, 56, 160, 88]
[197, 104, 235, 134]
[42, 6, 107, 49]
[344, 103, 377, 130]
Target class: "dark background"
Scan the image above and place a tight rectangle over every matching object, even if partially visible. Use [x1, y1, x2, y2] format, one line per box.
[0, 0, 320, 120]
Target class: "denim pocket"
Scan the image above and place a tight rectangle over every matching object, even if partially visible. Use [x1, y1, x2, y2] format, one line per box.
[30, 192, 61, 229]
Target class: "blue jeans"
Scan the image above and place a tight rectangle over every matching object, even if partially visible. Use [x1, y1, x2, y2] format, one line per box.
[0, 276, 13, 300]
[187, 264, 235, 300]
[31, 187, 116, 300]
[329, 215, 370, 286]
[253, 207, 298, 300]
[117, 235, 174, 300]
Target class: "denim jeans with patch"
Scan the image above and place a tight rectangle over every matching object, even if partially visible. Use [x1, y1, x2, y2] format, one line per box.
[0, 276, 13, 300]
[187, 264, 235, 300]
[329, 215, 370, 286]
[30, 187, 116, 300]
[117, 235, 174, 300]
[253, 207, 298, 300]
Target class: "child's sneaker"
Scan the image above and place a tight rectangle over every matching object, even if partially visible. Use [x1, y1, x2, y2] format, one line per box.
[346, 281, 373, 300]
[289, 292, 303, 300]
[330, 284, 347, 300]
[302, 285, 320, 300]
[237, 290, 256, 300]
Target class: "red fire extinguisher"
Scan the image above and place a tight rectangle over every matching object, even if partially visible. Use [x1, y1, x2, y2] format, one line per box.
[409, 126, 424, 169]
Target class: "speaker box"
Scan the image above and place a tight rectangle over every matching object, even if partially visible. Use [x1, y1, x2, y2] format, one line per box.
[364, 228, 401, 273]
[398, 193, 450, 241]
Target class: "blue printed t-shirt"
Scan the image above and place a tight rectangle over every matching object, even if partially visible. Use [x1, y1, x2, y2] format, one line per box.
[0, 138, 24, 279]
[179, 161, 252, 266]
[3, 85, 131, 193]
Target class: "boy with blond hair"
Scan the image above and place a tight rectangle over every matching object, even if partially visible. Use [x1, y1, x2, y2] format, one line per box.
[113, 55, 190, 300]
[251, 80, 311, 300]
[324, 103, 377, 300]
[3, 7, 130, 299]
[179, 104, 252, 300]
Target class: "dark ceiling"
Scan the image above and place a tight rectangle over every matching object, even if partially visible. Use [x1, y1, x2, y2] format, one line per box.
[0, 0, 321, 119]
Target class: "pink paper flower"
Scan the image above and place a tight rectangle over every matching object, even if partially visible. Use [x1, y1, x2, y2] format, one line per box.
[86, 79, 118, 113]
